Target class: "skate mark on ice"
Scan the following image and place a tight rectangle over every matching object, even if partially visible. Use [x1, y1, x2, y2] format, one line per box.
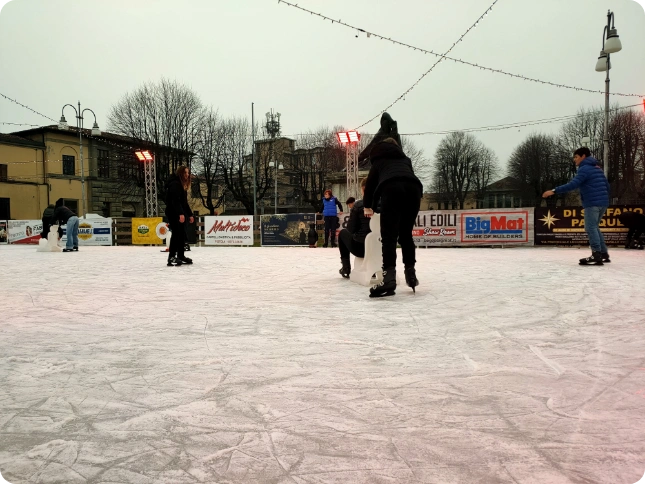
[529, 345, 564, 376]
[463, 354, 479, 371]
[331, 339, 411, 353]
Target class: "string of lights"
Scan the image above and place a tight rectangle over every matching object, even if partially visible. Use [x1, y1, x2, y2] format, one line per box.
[0, 121, 41, 127]
[0, 92, 57, 123]
[276, 0, 645, 115]
[402, 103, 643, 136]
[354, 0, 501, 129]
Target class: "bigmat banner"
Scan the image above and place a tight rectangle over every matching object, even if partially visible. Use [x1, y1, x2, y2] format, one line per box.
[0, 221, 7, 244]
[204, 215, 254, 245]
[261, 213, 315, 246]
[132, 217, 163, 245]
[7, 220, 43, 244]
[62, 218, 113, 246]
[413, 209, 534, 246]
[534, 206, 645, 246]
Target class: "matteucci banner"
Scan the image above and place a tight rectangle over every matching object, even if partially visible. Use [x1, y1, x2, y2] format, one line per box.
[261, 213, 315, 246]
[534, 206, 644, 246]
[204, 215, 254, 245]
[61, 217, 113, 246]
[7, 220, 43, 244]
[413, 209, 534, 246]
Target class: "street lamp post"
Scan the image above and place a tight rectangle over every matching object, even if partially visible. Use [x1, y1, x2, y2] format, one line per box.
[268, 160, 283, 214]
[595, 10, 623, 180]
[58, 102, 101, 218]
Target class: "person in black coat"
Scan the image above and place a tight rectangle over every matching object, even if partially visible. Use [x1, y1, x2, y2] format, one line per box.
[362, 130, 423, 298]
[53, 198, 79, 252]
[619, 211, 645, 249]
[165, 166, 194, 266]
[338, 179, 371, 278]
[41, 204, 56, 239]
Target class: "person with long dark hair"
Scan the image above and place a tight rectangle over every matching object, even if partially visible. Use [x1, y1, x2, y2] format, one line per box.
[360, 114, 423, 297]
[165, 166, 194, 266]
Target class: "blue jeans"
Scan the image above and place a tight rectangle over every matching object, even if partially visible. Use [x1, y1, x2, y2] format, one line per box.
[66, 216, 79, 249]
[584, 206, 608, 254]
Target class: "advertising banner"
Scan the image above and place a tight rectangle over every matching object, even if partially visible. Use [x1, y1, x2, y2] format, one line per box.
[460, 209, 534, 245]
[413, 211, 459, 246]
[132, 217, 163, 245]
[0, 221, 7, 244]
[534, 206, 644, 246]
[204, 215, 254, 246]
[261, 213, 315, 246]
[61, 217, 113, 246]
[412, 209, 534, 246]
[7, 220, 43, 244]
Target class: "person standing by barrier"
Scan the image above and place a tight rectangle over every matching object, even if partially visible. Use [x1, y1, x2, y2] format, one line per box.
[53, 198, 79, 252]
[619, 211, 645, 249]
[362, 136, 423, 298]
[165, 166, 194, 266]
[320, 189, 343, 248]
[542, 147, 610, 265]
[338, 179, 371, 278]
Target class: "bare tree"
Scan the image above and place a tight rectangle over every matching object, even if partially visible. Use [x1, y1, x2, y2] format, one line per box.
[431, 132, 494, 209]
[290, 127, 344, 211]
[217, 117, 275, 215]
[192, 108, 226, 215]
[108, 78, 203, 201]
[607, 110, 645, 202]
[470, 146, 500, 208]
[508, 134, 570, 207]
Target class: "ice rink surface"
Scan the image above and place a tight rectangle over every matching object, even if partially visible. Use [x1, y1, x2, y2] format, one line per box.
[1, 245, 644, 484]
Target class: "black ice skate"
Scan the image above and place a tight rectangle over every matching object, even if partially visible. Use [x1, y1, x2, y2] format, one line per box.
[73, 247, 78, 251]
[579, 251, 604, 266]
[601, 252, 611, 263]
[179, 256, 193, 265]
[369, 268, 396, 298]
[167, 256, 184, 267]
[404, 266, 419, 293]
[339, 258, 351, 278]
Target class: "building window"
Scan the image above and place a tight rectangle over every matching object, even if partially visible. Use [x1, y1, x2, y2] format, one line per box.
[117, 157, 143, 182]
[62, 199, 78, 214]
[102, 202, 111, 217]
[98, 149, 110, 178]
[63, 155, 75, 176]
[0, 198, 9, 219]
[488, 194, 495, 208]
[0, 164, 7, 182]
[504, 195, 512, 208]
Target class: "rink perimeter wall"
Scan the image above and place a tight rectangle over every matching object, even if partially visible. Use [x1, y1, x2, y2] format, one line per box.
[2, 205, 643, 248]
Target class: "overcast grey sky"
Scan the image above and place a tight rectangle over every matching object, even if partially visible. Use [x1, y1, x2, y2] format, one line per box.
[1, 0, 644, 177]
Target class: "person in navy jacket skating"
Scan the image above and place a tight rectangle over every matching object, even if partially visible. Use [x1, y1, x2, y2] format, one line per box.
[543, 147, 610, 265]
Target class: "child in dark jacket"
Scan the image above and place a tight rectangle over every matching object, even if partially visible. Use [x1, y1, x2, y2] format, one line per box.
[338, 179, 372, 278]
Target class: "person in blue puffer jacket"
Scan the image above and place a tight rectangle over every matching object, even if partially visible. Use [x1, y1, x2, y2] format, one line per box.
[543, 147, 610, 265]
[319, 189, 343, 248]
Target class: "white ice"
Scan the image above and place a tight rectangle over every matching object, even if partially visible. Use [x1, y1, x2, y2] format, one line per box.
[1, 245, 644, 484]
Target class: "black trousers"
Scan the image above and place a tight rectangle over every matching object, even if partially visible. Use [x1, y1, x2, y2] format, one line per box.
[379, 180, 421, 270]
[324, 216, 337, 245]
[168, 219, 186, 258]
[338, 229, 365, 259]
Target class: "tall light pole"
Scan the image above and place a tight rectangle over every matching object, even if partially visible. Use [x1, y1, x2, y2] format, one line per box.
[268, 160, 283, 214]
[595, 10, 623, 180]
[135, 150, 158, 217]
[252, 103, 257, 220]
[337, 130, 361, 200]
[58, 102, 101, 218]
